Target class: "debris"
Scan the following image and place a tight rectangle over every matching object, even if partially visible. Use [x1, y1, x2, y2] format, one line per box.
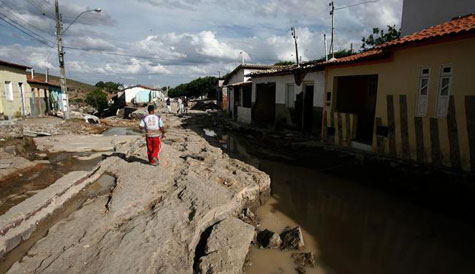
[291, 252, 316, 268]
[23, 130, 52, 137]
[203, 128, 217, 137]
[257, 229, 282, 249]
[280, 226, 305, 250]
[239, 208, 259, 226]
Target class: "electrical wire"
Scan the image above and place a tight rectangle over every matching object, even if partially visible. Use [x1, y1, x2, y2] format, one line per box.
[0, 9, 57, 45]
[0, 5, 55, 37]
[335, 0, 380, 10]
[26, 0, 55, 19]
[0, 15, 54, 47]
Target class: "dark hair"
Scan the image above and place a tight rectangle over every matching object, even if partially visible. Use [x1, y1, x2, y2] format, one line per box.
[147, 105, 155, 113]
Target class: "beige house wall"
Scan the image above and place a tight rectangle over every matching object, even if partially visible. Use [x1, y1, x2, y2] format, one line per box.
[325, 37, 475, 171]
[0, 65, 32, 118]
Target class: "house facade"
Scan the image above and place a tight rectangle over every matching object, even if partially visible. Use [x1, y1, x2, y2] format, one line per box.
[222, 64, 277, 123]
[27, 74, 61, 117]
[123, 85, 163, 104]
[0, 59, 32, 119]
[250, 67, 326, 135]
[323, 15, 475, 171]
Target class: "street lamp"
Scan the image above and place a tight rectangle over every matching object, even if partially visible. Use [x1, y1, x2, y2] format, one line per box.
[63, 8, 102, 35]
[54, 0, 101, 120]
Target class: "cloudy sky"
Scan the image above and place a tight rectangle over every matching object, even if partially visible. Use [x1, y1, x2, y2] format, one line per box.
[0, 0, 403, 87]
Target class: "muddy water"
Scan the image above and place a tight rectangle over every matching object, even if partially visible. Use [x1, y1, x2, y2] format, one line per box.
[218, 134, 475, 274]
[0, 152, 103, 215]
[0, 174, 116, 274]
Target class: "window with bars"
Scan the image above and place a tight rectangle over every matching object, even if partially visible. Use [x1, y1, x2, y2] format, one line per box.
[416, 68, 430, 117]
[435, 65, 452, 117]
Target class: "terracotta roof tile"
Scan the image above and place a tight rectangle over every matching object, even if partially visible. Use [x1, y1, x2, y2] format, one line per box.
[377, 13, 475, 49]
[27, 75, 61, 88]
[251, 14, 475, 77]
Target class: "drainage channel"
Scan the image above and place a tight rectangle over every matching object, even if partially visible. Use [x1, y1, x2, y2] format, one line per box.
[0, 174, 116, 274]
[0, 152, 104, 216]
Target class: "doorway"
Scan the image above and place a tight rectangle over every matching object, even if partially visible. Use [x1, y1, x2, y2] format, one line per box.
[335, 75, 378, 144]
[303, 84, 314, 132]
[253, 83, 276, 124]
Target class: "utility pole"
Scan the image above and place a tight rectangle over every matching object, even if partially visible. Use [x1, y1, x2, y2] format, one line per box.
[55, 0, 70, 120]
[329, 1, 335, 60]
[291, 27, 299, 67]
[324, 34, 328, 61]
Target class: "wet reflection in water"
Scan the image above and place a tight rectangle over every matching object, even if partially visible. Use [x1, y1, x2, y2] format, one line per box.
[222, 134, 475, 274]
[0, 152, 103, 215]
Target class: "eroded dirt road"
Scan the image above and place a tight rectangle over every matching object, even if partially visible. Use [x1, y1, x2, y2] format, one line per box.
[2, 112, 270, 274]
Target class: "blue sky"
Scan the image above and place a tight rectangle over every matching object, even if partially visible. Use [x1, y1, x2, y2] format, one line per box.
[0, 0, 403, 87]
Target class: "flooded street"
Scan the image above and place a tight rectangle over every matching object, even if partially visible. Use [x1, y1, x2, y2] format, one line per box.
[215, 133, 475, 274]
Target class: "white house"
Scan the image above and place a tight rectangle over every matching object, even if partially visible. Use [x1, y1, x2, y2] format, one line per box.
[223, 64, 277, 123]
[123, 85, 163, 104]
[250, 63, 326, 136]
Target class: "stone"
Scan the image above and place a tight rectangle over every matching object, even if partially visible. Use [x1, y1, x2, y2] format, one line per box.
[296, 266, 307, 274]
[198, 218, 255, 274]
[280, 226, 305, 251]
[257, 229, 282, 249]
[291, 252, 316, 268]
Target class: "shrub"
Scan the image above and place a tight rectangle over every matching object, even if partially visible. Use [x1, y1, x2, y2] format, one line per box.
[85, 89, 108, 111]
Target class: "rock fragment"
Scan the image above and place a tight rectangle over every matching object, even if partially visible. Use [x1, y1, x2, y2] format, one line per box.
[291, 252, 316, 268]
[198, 218, 255, 274]
[257, 229, 282, 249]
[280, 226, 305, 250]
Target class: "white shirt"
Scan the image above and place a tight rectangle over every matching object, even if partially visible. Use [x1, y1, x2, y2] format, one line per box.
[140, 114, 164, 137]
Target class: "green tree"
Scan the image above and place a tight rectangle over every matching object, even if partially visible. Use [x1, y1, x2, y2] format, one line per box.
[168, 76, 218, 98]
[95, 81, 122, 93]
[361, 25, 401, 50]
[85, 89, 108, 111]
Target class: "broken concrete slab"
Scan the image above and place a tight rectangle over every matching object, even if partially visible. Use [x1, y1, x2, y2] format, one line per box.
[198, 217, 255, 274]
[4, 113, 270, 274]
[280, 226, 305, 251]
[34, 134, 141, 153]
[0, 153, 37, 181]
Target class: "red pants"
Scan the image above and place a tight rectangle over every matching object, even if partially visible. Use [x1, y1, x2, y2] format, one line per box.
[146, 137, 161, 164]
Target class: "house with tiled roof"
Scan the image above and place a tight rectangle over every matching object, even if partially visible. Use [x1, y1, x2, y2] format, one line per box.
[220, 64, 278, 123]
[122, 84, 163, 104]
[323, 14, 475, 172]
[249, 61, 327, 134]
[27, 71, 61, 117]
[0, 59, 32, 119]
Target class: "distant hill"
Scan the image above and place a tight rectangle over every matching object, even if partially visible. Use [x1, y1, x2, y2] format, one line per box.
[34, 73, 96, 101]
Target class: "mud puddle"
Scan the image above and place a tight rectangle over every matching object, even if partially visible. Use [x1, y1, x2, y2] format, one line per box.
[0, 152, 103, 215]
[211, 133, 475, 274]
[102, 127, 139, 136]
[0, 174, 116, 273]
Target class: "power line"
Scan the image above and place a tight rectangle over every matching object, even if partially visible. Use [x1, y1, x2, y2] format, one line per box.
[0, 14, 54, 47]
[335, 0, 380, 10]
[0, 9, 57, 45]
[0, 6, 55, 37]
[26, 0, 55, 18]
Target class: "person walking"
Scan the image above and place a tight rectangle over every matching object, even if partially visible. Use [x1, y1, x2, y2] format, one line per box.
[177, 97, 183, 114]
[139, 105, 165, 166]
[184, 96, 189, 113]
[166, 97, 171, 113]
